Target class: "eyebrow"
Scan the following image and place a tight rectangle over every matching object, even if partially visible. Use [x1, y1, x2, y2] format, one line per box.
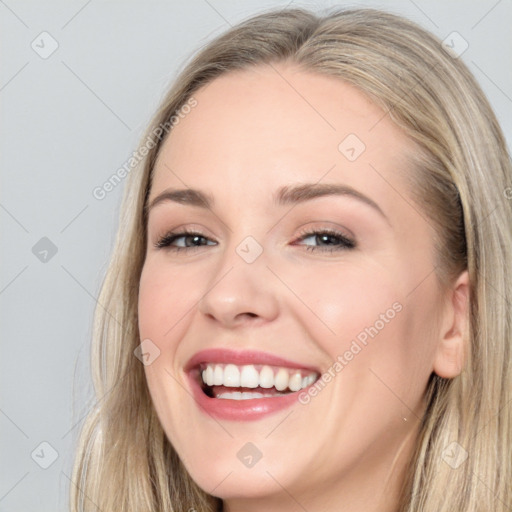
[147, 183, 389, 223]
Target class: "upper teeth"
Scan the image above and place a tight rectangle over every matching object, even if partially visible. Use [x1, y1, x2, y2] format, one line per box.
[200, 363, 317, 392]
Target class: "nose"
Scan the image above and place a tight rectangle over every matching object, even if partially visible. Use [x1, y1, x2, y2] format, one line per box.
[197, 239, 280, 328]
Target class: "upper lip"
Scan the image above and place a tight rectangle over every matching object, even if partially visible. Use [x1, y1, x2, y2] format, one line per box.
[184, 348, 320, 373]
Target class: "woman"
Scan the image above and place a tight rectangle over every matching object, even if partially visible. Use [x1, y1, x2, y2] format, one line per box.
[71, 7, 512, 512]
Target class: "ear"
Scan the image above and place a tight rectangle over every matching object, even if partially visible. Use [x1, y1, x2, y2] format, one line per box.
[433, 270, 470, 379]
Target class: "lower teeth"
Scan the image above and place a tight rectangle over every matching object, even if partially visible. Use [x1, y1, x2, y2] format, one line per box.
[216, 391, 285, 400]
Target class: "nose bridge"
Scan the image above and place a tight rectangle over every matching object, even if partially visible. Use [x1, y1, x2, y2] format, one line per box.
[197, 231, 279, 325]
[216, 214, 272, 279]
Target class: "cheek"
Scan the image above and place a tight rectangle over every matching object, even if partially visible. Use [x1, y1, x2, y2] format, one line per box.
[138, 259, 198, 347]
[285, 261, 437, 404]
[138, 259, 200, 432]
[137, 258, 199, 415]
[283, 261, 400, 352]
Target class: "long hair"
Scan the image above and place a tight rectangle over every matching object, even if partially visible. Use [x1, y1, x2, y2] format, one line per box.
[71, 7, 512, 511]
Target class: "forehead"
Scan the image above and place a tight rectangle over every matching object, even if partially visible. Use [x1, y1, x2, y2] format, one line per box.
[150, 63, 415, 209]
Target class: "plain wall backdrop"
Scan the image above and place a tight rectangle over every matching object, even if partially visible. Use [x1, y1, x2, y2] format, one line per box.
[1, 0, 511, 510]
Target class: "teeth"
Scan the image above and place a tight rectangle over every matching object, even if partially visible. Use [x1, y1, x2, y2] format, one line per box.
[288, 372, 302, 392]
[217, 391, 266, 400]
[200, 363, 317, 393]
[274, 368, 289, 391]
[303, 374, 316, 387]
[240, 365, 259, 388]
[213, 365, 223, 385]
[259, 365, 274, 388]
[205, 365, 214, 386]
[224, 364, 240, 387]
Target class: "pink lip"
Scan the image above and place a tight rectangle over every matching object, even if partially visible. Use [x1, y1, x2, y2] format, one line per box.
[184, 348, 319, 373]
[185, 348, 319, 422]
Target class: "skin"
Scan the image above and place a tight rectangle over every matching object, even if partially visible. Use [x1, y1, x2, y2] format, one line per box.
[138, 63, 469, 512]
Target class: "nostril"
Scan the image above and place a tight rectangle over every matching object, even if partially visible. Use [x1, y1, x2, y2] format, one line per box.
[235, 312, 258, 321]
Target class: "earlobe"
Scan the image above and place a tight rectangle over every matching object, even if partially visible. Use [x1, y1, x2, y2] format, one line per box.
[433, 270, 470, 379]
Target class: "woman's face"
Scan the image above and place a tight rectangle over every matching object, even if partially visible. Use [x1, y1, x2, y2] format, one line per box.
[138, 64, 451, 509]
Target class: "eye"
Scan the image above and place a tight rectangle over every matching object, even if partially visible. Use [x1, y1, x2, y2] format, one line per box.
[154, 229, 216, 251]
[293, 228, 356, 253]
[154, 227, 355, 253]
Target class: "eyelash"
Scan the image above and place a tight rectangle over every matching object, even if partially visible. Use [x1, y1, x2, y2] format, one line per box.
[154, 227, 356, 253]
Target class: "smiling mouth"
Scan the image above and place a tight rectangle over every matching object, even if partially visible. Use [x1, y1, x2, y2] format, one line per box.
[198, 363, 319, 400]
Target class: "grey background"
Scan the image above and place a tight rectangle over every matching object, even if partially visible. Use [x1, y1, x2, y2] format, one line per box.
[1, 0, 511, 510]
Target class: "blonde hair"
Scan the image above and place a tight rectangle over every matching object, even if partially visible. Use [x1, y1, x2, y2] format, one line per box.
[71, 7, 512, 511]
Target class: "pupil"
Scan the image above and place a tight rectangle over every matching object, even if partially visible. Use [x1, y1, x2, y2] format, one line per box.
[319, 234, 334, 245]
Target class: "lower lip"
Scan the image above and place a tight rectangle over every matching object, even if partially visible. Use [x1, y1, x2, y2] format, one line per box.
[187, 372, 307, 421]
